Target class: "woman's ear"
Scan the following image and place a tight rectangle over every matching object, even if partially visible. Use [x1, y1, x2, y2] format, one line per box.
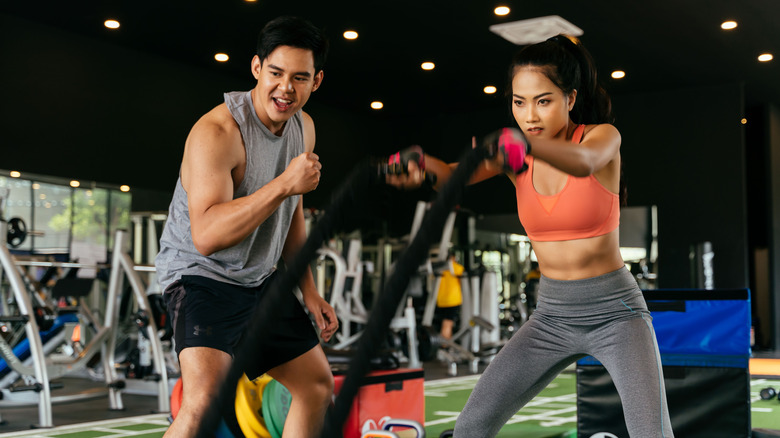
[568, 89, 578, 112]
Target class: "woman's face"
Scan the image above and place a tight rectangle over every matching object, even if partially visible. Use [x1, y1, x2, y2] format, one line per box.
[510, 66, 576, 140]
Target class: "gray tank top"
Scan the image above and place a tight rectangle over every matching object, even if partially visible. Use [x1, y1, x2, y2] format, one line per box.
[155, 90, 303, 289]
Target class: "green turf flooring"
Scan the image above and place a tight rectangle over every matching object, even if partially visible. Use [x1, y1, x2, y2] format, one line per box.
[425, 374, 780, 437]
[1, 375, 778, 437]
[425, 373, 577, 438]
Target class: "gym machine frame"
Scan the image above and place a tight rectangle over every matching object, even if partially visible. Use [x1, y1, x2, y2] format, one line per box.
[0, 209, 169, 427]
[318, 237, 422, 369]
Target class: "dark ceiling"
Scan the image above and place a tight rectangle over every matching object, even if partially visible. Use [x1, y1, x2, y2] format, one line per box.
[4, 0, 780, 118]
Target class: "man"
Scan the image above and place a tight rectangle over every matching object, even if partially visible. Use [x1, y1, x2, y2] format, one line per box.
[155, 16, 338, 437]
[436, 253, 464, 340]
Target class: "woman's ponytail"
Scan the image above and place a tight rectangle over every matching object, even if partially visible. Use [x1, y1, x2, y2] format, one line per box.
[547, 35, 613, 124]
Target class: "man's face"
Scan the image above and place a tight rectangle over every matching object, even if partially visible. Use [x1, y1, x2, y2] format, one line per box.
[251, 45, 323, 134]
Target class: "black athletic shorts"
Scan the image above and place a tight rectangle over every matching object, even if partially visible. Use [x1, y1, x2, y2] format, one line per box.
[438, 305, 460, 321]
[163, 273, 319, 379]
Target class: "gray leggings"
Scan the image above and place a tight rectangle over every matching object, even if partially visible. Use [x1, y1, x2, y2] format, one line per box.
[454, 267, 674, 437]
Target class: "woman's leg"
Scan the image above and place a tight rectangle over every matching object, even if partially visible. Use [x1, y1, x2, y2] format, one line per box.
[454, 315, 580, 438]
[592, 314, 674, 437]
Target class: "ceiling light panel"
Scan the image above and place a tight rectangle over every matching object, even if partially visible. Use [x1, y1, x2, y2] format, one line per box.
[490, 15, 582, 45]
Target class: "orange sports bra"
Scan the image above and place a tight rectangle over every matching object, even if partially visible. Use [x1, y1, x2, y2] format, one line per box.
[515, 124, 619, 242]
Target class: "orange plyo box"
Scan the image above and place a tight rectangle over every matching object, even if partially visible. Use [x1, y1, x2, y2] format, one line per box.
[333, 368, 425, 438]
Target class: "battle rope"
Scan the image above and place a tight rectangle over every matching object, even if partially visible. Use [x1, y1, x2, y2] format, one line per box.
[197, 145, 490, 437]
[320, 146, 489, 437]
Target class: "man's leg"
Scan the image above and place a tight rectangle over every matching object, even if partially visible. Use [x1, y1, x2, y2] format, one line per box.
[440, 317, 455, 339]
[268, 344, 333, 438]
[164, 347, 231, 437]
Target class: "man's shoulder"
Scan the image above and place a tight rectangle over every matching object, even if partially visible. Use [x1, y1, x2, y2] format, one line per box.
[184, 103, 244, 161]
[194, 103, 240, 138]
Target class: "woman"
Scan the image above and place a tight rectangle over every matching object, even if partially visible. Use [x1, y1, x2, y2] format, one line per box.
[391, 35, 674, 437]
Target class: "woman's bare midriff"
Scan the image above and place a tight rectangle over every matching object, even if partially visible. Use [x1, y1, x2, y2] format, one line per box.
[531, 228, 626, 281]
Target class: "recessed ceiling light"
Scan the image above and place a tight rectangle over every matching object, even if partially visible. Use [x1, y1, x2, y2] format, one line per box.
[70, 180, 81, 188]
[120, 185, 130, 192]
[104, 19, 120, 29]
[371, 101, 383, 110]
[494, 6, 510, 16]
[483, 85, 497, 94]
[758, 53, 773, 62]
[721, 20, 737, 30]
[343, 30, 358, 40]
[10, 171, 21, 178]
[490, 15, 583, 45]
[741, 118, 747, 125]
[214, 53, 229, 62]
[421, 62, 435, 70]
[611, 70, 626, 79]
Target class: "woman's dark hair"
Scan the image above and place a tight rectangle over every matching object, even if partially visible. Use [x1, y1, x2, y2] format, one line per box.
[508, 35, 626, 204]
[257, 16, 329, 73]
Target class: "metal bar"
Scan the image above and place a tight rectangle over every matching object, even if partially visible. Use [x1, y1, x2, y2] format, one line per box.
[120, 247, 169, 412]
[0, 224, 53, 427]
[104, 230, 126, 411]
[13, 260, 109, 269]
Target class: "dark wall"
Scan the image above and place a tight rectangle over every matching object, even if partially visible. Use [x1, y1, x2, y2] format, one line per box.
[611, 85, 748, 289]
[1, 14, 240, 194]
[768, 105, 780, 349]
[3, 14, 751, 290]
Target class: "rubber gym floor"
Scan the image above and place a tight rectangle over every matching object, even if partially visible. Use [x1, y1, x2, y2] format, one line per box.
[1, 358, 779, 438]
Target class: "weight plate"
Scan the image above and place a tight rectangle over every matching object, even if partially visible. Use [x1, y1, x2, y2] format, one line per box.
[235, 373, 272, 438]
[171, 378, 183, 419]
[262, 378, 292, 438]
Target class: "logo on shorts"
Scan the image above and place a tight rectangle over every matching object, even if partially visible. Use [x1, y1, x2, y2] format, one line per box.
[589, 433, 619, 438]
[193, 325, 212, 337]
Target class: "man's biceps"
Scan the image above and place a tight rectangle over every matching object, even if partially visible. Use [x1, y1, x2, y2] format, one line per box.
[187, 190, 225, 219]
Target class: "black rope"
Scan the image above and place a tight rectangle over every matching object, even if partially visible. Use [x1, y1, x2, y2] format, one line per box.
[320, 145, 488, 437]
[196, 146, 489, 438]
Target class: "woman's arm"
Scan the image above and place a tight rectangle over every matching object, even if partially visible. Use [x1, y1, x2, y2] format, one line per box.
[386, 136, 506, 191]
[528, 124, 621, 177]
